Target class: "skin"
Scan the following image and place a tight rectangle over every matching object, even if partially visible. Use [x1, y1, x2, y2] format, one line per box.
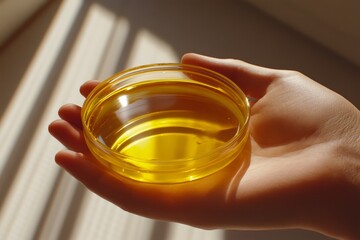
[49, 53, 360, 240]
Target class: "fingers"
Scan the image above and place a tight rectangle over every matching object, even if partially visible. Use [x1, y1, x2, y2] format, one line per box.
[49, 103, 87, 153]
[80, 80, 100, 98]
[56, 79, 100, 130]
[54, 150, 106, 189]
[58, 104, 83, 129]
[53, 149, 154, 217]
[48, 119, 89, 153]
[54, 150, 122, 201]
[49, 80, 99, 163]
[181, 53, 281, 99]
[54, 147, 248, 228]
[54, 148, 206, 223]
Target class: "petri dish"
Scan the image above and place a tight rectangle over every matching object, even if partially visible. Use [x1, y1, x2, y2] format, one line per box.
[81, 63, 250, 183]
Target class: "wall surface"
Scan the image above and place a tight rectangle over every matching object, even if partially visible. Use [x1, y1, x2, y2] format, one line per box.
[245, 0, 360, 67]
[0, 0, 49, 46]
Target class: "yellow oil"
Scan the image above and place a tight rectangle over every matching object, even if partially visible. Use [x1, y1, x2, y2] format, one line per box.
[86, 79, 248, 182]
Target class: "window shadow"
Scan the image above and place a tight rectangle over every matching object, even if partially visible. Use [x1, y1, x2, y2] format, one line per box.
[0, 0, 61, 117]
[0, 0, 90, 211]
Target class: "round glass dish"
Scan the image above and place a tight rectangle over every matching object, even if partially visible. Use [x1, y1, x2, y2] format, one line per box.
[81, 63, 250, 183]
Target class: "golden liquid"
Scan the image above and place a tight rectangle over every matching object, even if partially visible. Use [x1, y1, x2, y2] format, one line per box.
[86, 79, 247, 182]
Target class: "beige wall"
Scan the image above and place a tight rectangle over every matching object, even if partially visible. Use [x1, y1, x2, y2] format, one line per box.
[245, 0, 360, 67]
[0, 0, 49, 46]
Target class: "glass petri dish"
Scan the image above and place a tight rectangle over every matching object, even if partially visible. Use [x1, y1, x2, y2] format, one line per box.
[81, 63, 250, 183]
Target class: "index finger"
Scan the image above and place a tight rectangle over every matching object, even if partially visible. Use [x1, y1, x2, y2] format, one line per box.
[181, 53, 281, 99]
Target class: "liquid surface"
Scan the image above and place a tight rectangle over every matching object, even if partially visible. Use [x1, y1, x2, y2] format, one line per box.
[86, 79, 247, 181]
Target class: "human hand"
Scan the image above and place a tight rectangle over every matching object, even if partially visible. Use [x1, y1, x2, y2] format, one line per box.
[49, 53, 360, 239]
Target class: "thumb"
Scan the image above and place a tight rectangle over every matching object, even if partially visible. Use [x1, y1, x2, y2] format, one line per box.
[181, 53, 279, 99]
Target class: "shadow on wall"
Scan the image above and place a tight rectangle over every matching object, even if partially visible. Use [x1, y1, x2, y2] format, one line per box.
[0, 0, 91, 210]
[1, 0, 359, 118]
[0, 0, 87, 117]
[95, 0, 360, 106]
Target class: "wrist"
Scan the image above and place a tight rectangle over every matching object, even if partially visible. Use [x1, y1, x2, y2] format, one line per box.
[326, 139, 360, 240]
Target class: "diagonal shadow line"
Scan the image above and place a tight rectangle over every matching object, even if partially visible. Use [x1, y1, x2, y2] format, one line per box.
[31, 170, 64, 240]
[56, 182, 87, 240]
[114, 21, 138, 73]
[92, 15, 137, 79]
[0, 0, 91, 211]
[33, 21, 119, 236]
[149, 221, 171, 240]
[0, 0, 62, 117]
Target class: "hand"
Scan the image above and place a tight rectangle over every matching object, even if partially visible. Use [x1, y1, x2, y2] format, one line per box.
[49, 53, 360, 240]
